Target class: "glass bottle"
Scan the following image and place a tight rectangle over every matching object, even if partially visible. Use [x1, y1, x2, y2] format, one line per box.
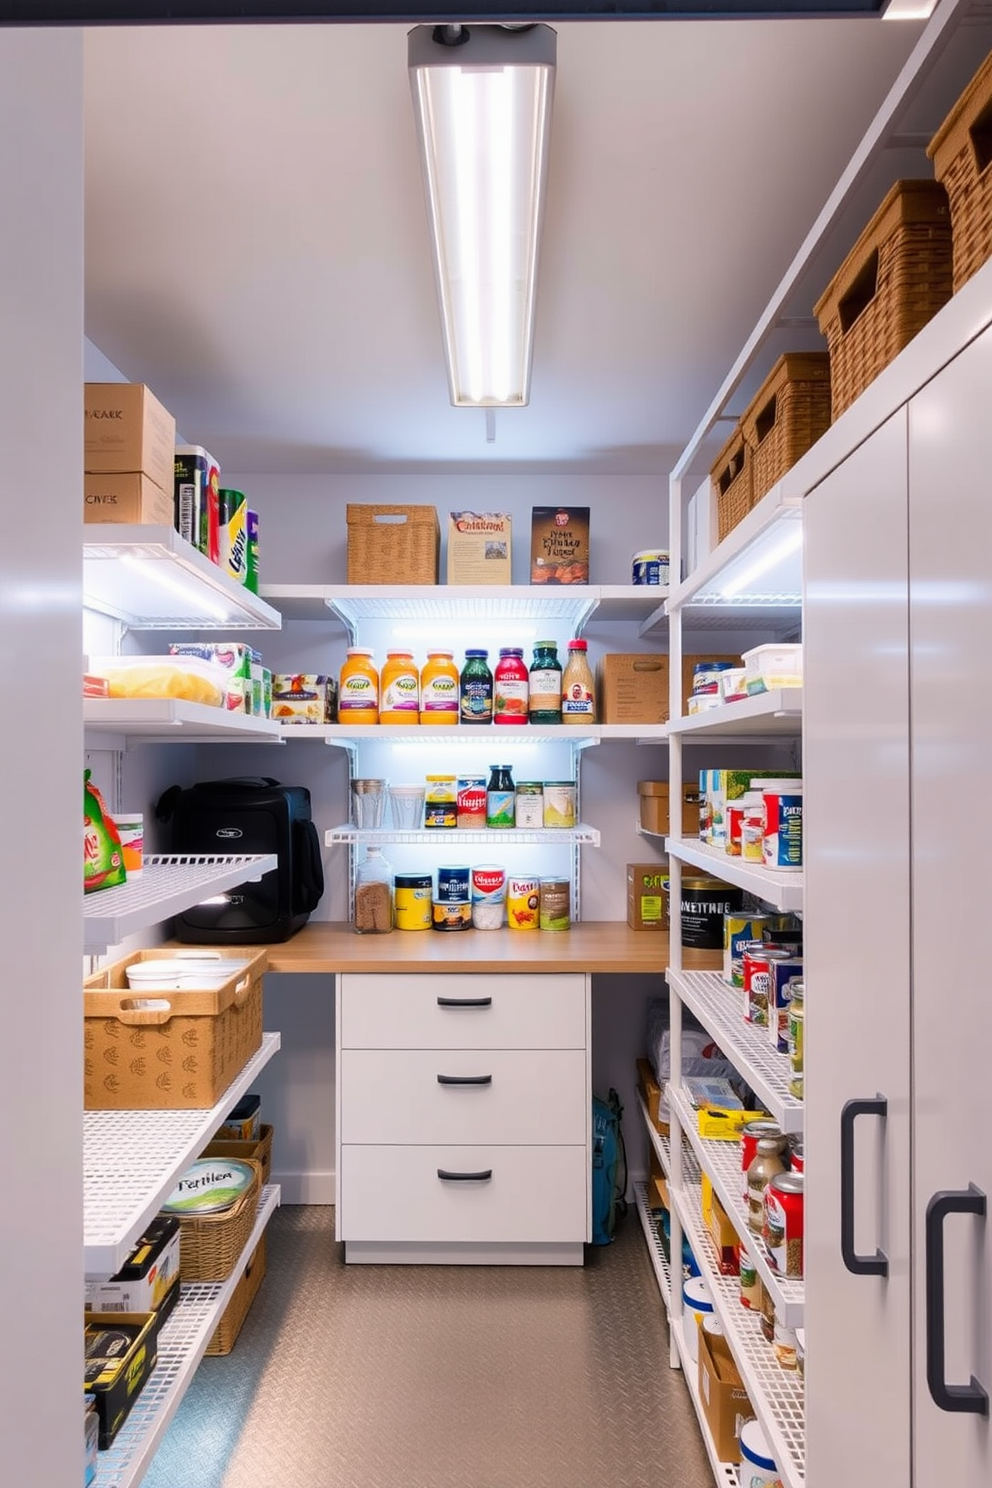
[486, 765, 516, 828]
[528, 639, 562, 724]
[561, 638, 596, 723]
[494, 647, 529, 725]
[353, 846, 393, 934]
[747, 1136, 787, 1234]
[460, 649, 494, 725]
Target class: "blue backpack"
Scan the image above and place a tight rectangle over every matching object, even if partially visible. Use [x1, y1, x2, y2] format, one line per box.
[591, 1088, 628, 1245]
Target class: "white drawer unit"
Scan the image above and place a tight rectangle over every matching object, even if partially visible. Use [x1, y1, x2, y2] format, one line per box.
[336, 972, 592, 1265]
[340, 1048, 587, 1146]
[340, 972, 587, 1050]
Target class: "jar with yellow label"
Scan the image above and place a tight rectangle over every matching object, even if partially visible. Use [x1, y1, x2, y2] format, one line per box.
[419, 650, 459, 726]
[394, 872, 432, 930]
[380, 650, 420, 725]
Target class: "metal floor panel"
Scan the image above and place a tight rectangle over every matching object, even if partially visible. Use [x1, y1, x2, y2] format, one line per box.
[143, 1205, 713, 1488]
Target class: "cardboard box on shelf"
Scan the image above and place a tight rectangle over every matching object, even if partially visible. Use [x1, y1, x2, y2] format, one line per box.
[637, 780, 701, 838]
[530, 505, 590, 585]
[446, 511, 512, 585]
[84, 382, 176, 498]
[84, 1215, 181, 1321]
[85, 1310, 162, 1449]
[599, 653, 669, 724]
[84, 472, 174, 528]
[698, 1321, 755, 1463]
[636, 1057, 669, 1137]
[627, 862, 669, 931]
[701, 1174, 740, 1274]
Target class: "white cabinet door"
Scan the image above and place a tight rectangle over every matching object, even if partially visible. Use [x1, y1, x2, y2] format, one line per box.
[910, 326, 992, 1484]
[804, 410, 913, 1487]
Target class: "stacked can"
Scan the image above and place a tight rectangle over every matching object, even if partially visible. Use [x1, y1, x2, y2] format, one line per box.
[433, 865, 471, 931]
[471, 865, 506, 930]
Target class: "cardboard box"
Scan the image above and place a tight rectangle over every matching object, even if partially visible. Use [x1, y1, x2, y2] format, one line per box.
[446, 511, 512, 585]
[637, 780, 701, 838]
[85, 1215, 181, 1319]
[84, 472, 174, 528]
[701, 767, 802, 850]
[701, 1175, 740, 1275]
[636, 1057, 670, 1136]
[627, 862, 669, 931]
[530, 505, 590, 585]
[84, 382, 176, 497]
[85, 1310, 162, 1449]
[599, 653, 669, 724]
[271, 674, 337, 724]
[698, 1321, 754, 1463]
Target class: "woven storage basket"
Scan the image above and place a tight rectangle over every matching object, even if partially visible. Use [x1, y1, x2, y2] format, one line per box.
[743, 352, 832, 504]
[711, 424, 753, 544]
[175, 1157, 262, 1281]
[83, 948, 266, 1110]
[205, 1233, 267, 1355]
[346, 504, 439, 585]
[201, 1123, 274, 1186]
[814, 179, 952, 421]
[927, 47, 992, 293]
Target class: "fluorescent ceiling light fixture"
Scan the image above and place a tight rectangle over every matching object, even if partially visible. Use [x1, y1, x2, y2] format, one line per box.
[882, 0, 936, 17]
[719, 523, 804, 599]
[119, 552, 230, 621]
[409, 23, 556, 408]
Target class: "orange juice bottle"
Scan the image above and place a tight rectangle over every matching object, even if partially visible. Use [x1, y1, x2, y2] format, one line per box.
[338, 647, 379, 725]
[419, 650, 459, 726]
[380, 650, 420, 725]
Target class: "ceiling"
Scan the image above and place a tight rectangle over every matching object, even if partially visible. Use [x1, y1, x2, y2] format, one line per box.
[82, 16, 923, 476]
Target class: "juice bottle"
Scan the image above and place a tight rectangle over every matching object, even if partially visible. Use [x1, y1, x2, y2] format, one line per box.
[338, 647, 379, 725]
[460, 649, 493, 724]
[419, 650, 459, 726]
[494, 647, 529, 725]
[380, 650, 420, 725]
[561, 638, 596, 723]
[528, 639, 562, 724]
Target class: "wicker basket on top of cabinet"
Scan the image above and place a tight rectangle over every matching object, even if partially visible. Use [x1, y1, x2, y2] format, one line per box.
[711, 423, 752, 543]
[814, 179, 952, 421]
[742, 352, 831, 505]
[927, 47, 992, 294]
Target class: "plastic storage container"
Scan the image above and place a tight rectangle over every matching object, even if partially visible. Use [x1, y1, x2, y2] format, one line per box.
[353, 847, 393, 934]
[741, 642, 803, 693]
[681, 1274, 713, 1368]
[738, 1419, 783, 1487]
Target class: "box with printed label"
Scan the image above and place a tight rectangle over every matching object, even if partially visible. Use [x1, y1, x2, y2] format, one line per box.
[530, 506, 590, 585]
[637, 780, 701, 837]
[599, 654, 669, 724]
[84, 1310, 162, 1449]
[698, 1320, 755, 1463]
[84, 472, 175, 528]
[446, 511, 512, 585]
[704, 768, 801, 849]
[627, 862, 668, 931]
[85, 1215, 180, 1320]
[84, 382, 176, 498]
[270, 675, 336, 724]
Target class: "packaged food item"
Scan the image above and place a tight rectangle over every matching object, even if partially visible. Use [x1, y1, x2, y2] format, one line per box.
[168, 642, 254, 712]
[245, 508, 260, 594]
[216, 1093, 262, 1141]
[84, 769, 127, 894]
[788, 981, 805, 1099]
[681, 877, 744, 949]
[543, 781, 576, 828]
[354, 847, 393, 934]
[539, 878, 571, 931]
[631, 549, 669, 585]
[514, 781, 544, 829]
[561, 638, 596, 722]
[92, 654, 226, 708]
[460, 649, 494, 724]
[453, 777, 485, 828]
[727, 790, 762, 856]
[84, 1311, 161, 1449]
[742, 642, 803, 693]
[161, 1157, 256, 1215]
[446, 511, 512, 584]
[271, 674, 337, 724]
[528, 639, 563, 724]
[769, 958, 803, 1052]
[394, 872, 433, 930]
[432, 900, 472, 931]
[174, 444, 221, 562]
[763, 784, 804, 870]
[436, 865, 471, 902]
[424, 775, 457, 829]
[218, 487, 249, 586]
[380, 650, 420, 724]
[746, 1137, 787, 1234]
[692, 660, 735, 696]
[419, 650, 459, 726]
[338, 647, 379, 724]
[740, 1121, 786, 1205]
[111, 812, 144, 877]
[764, 1171, 804, 1277]
[506, 876, 540, 930]
[530, 505, 590, 585]
[486, 765, 516, 828]
[83, 672, 110, 698]
[724, 912, 777, 988]
[85, 1214, 181, 1319]
[494, 647, 529, 724]
[471, 865, 506, 929]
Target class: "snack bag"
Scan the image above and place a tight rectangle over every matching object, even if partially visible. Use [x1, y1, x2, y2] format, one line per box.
[84, 769, 127, 894]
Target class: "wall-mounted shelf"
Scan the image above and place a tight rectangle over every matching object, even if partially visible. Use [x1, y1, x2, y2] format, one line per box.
[667, 838, 804, 914]
[281, 722, 664, 747]
[84, 1033, 281, 1277]
[667, 690, 803, 739]
[83, 525, 282, 630]
[326, 823, 601, 847]
[83, 853, 278, 954]
[84, 698, 285, 747]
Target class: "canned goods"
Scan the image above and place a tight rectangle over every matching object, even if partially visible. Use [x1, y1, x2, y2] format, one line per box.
[682, 878, 744, 950]
[759, 1282, 775, 1345]
[788, 981, 805, 1099]
[747, 1136, 787, 1235]
[788, 1139, 804, 1175]
[394, 873, 432, 931]
[741, 1121, 785, 1204]
[631, 549, 670, 586]
[471, 864, 506, 930]
[691, 660, 734, 695]
[763, 785, 804, 871]
[743, 943, 772, 1025]
[431, 900, 472, 931]
[539, 878, 571, 932]
[436, 865, 470, 902]
[542, 782, 576, 829]
[723, 913, 776, 988]
[741, 799, 765, 863]
[456, 777, 487, 829]
[764, 1171, 804, 1277]
[769, 960, 803, 1051]
[514, 782, 544, 829]
[425, 775, 458, 829]
[739, 1253, 761, 1310]
[506, 876, 540, 931]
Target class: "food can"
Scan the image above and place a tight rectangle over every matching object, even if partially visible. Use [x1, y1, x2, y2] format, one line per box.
[788, 982, 805, 1099]
[743, 943, 772, 1025]
[691, 660, 734, 695]
[425, 775, 458, 829]
[631, 549, 670, 586]
[788, 1139, 804, 1175]
[471, 864, 506, 930]
[774, 1316, 799, 1370]
[759, 1282, 775, 1345]
[763, 786, 804, 870]
[769, 959, 803, 1052]
[394, 873, 433, 931]
[741, 798, 765, 863]
[764, 1171, 804, 1277]
[436, 865, 471, 902]
[539, 878, 571, 932]
[542, 782, 577, 829]
[514, 782, 544, 829]
[681, 877, 744, 949]
[722, 912, 776, 988]
[740, 1120, 785, 1204]
[739, 1252, 761, 1310]
[432, 900, 472, 931]
[506, 876, 540, 931]
[456, 777, 487, 829]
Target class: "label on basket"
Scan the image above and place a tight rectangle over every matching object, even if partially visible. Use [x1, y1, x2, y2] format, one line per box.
[161, 1158, 255, 1215]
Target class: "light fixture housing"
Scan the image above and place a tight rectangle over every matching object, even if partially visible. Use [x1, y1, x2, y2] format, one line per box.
[408, 23, 556, 409]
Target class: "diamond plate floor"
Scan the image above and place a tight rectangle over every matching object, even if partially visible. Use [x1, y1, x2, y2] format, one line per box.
[142, 1206, 713, 1488]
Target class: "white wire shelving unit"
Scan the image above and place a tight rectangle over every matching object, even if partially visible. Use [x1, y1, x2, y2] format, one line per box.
[666, 690, 803, 739]
[94, 1184, 280, 1488]
[84, 698, 285, 748]
[325, 823, 601, 847]
[285, 722, 665, 748]
[83, 853, 278, 954]
[666, 837, 804, 914]
[84, 1033, 281, 1277]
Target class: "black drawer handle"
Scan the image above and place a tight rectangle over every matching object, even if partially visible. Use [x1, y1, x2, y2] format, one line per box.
[437, 1074, 492, 1086]
[926, 1184, 989, 1416]
[437, 996, 492, 1008]
[840, 1095, 889, 1277]
[437, 1168, 493, 1182]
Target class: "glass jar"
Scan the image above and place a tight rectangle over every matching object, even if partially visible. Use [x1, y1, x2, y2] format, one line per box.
[486, 765, 516, 828]
[528, 639, 562, 725]
[338, 647, 379, 724]
[460, 649, 493, 725]
[788, 980, 805, 1099]
[419, 650, 459, 726]
[494, 647, 529, 725]
[380, 650, 420, 725]
[747, 1136, 787, 1234]
[353, 847, 393, 934]
[561, 638, 596, 723]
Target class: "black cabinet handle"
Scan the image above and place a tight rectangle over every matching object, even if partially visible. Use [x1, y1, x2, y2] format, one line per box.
[925, 1184, 988, 1416]
[437, 1168, 493, 1182]
[437, 1074, 492, 1086]
[840, 1095, 889, 1276]
[437, 996, 492, 1008]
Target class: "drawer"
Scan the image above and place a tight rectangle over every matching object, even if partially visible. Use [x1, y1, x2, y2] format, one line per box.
[339, 1144, 588, 1243]
[340, 1049, 587, 1145]
[340, 973, 587, 1050]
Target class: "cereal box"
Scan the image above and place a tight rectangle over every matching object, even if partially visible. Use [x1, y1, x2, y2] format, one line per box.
[446, 511, 512, 585]
[530, 506, 590, 585]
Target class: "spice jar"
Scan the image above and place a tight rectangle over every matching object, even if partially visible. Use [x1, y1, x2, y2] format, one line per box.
[353, 847, 393, 934]
[561, 638, 596, 723]
[747, 1136, 787, 1234]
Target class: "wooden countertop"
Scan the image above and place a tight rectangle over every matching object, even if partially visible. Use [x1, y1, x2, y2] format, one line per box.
[256, 921, 721, 975]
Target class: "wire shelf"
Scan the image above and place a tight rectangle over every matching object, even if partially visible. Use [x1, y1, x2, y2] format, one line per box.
[325, 823, 601, 847]
[667, 838, 804, 913]
[83, 853, 278, 954]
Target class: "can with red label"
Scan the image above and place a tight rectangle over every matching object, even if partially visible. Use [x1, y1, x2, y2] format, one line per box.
[740, 1120, 785, 1204]
[764, 1171, 805, 1277]
[471, 864, 506, 931]
[456, 776, 487, 828]
[743, 944, 772, 1026]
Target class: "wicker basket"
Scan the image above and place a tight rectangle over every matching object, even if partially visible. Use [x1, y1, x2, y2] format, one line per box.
[927, 48, 992, 293]
[346, 504, 439, 585]
[83, 948, 266, 1110]
[205, 1233, 267, 1355]
[743, 352, 831, 504]
[711, 424, 753, 543]
[175, 1157, 262, 1281]
[201, 1123, 274, 1186]
[814, 179, 953, 420]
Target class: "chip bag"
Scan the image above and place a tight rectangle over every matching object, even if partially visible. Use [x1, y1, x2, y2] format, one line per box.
[84, 769, 127, 893]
